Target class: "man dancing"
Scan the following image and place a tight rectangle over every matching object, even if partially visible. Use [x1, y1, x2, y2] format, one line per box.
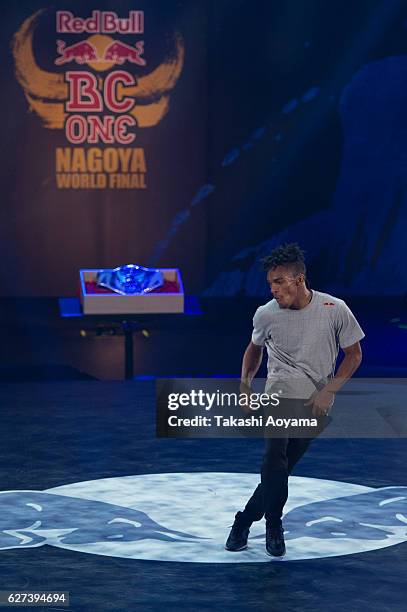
[225, 243, 364, 557]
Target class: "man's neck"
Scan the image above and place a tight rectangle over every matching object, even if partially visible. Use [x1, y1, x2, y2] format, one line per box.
[290, 288, 313, 310]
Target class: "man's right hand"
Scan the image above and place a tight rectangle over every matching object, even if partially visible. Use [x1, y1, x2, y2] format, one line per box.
[239, 381, 254, 414]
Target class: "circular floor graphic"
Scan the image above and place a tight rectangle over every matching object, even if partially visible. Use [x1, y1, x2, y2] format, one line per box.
[21, 472, 405, 563]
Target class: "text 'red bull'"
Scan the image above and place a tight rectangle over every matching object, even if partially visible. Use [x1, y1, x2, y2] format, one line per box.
[57, 11, 144, 35]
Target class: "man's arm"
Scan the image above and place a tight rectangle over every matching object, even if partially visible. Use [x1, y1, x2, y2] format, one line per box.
[306, 341, 362, 416]
[241, 341, 264, 387]
[324, 341, 363, 394]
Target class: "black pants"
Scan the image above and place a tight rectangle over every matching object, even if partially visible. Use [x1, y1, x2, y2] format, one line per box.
[239, 399, 327, 528]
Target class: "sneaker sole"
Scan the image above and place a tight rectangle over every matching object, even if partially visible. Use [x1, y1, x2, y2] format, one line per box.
[265, 548, 286, 557]
[225, 544, 248, 551]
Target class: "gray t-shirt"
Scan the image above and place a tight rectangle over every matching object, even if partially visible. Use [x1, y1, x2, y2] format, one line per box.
[251, 290, 365, 399]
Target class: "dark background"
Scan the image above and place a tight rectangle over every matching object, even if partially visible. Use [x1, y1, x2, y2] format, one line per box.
[1, 0, 407, 297]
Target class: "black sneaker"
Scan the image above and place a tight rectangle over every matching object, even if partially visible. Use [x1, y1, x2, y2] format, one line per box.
[265, 524, 285, 557]
[225, 512, 250, 551]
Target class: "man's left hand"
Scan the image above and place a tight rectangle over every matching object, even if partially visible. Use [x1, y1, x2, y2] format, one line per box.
[304, 389, 335, 417]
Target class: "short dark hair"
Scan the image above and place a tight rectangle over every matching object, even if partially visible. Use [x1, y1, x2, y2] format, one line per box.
[262, 243, 306, 277]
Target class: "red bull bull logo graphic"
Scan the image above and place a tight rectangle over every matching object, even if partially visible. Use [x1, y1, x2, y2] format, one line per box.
[12, 8, 185, 191]
[104, 40, 146, 66]
[55, 40, 98, 65]
[55, 39, 146, 67]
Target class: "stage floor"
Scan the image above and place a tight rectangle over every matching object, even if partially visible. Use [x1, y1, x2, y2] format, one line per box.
[0, 381, 405, 611]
